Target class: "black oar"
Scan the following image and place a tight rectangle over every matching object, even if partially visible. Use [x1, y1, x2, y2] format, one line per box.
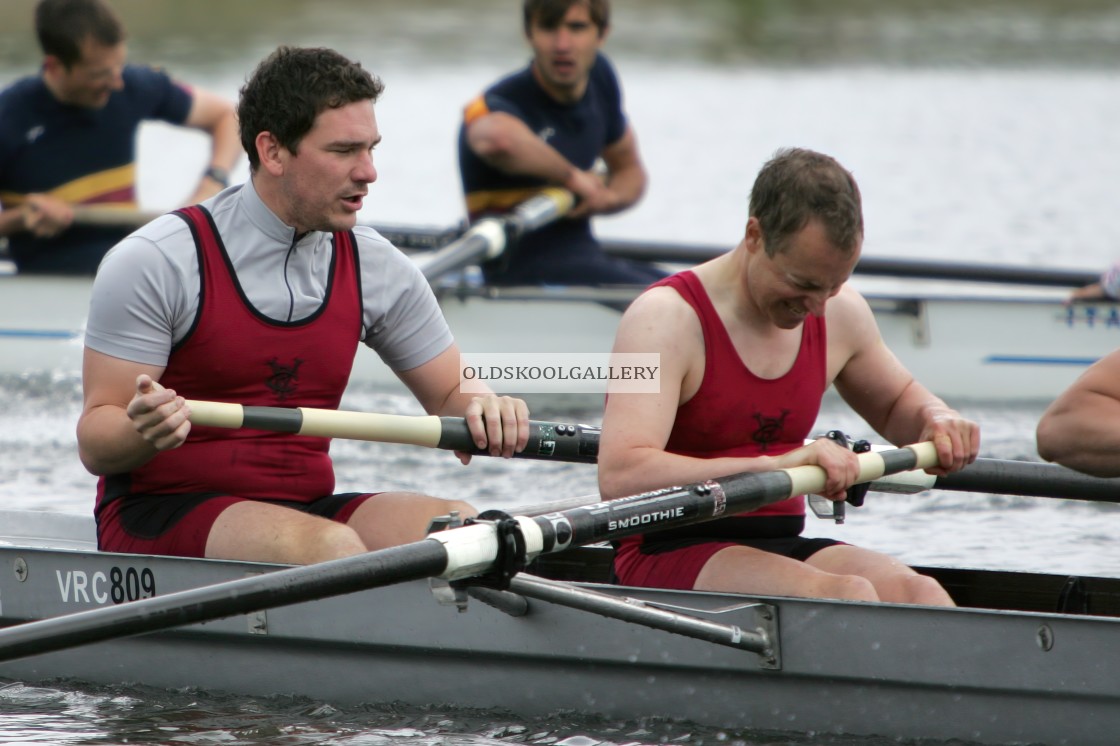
[601, 239, 1099, 288]
[185, 400, 598, 463]
[873, 457, 1120, 503]
[0, 441, 937, 663]
[413, 188, 573, 282]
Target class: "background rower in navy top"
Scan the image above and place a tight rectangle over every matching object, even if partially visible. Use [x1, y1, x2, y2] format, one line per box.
[458, 0, 665, 290]
[0, 0, 239, 275]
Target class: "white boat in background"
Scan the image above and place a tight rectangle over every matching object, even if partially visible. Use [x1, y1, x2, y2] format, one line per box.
[2, 265, 1114, 404]
[2, 197, 1113, 405]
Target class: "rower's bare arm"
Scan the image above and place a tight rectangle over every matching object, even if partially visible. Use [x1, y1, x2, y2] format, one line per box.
[1037, 350, 1120, 477]
[832, 288, 978, 473]
[395, 343, 530, 460]
[598, 289, 700, 497]
[596, 126, 647, 215]
[466, 111, 612, 215]
[467, 112, 573, 182]
[0, 204, 28, 238]
[77, 349, 182, 475]
[182, 86, 240, 204]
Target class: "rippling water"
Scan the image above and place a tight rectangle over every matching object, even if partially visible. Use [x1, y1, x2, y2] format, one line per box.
[3, 1, 1120, 743]
[0, 678, 979, 746]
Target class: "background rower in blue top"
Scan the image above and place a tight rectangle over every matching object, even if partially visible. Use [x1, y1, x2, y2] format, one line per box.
[457, 0, 666, 291]
[0, 0, 239, 275]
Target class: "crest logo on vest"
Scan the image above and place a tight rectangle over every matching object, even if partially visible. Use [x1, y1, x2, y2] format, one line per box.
[751, 410, 789, 452]
[266, 358, 303, 401]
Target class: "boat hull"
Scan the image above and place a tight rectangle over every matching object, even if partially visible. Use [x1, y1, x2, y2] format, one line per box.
[1, 510, 1119, 745]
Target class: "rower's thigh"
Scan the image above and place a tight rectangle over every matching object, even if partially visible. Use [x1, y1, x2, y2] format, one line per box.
[807, 544, 954, 606]
[695, 545, 878, 602]
[206, 500, 364, 564]
[346, 491, 477, 551]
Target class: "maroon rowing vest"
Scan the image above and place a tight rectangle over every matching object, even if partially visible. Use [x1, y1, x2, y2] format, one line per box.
[662, 269, 828, 519]
[96, 206, 362, 508]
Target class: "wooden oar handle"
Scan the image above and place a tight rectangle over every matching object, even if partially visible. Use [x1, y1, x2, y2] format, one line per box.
[784, 441, 939, 498]
[72, 205, 164, 228]
[185, 400, 599, 464]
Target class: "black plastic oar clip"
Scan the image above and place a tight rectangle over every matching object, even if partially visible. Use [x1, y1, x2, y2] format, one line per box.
[808, 430, 873, 524]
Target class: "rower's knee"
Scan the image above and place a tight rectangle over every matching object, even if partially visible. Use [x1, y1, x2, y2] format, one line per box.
[300, 521, 367, 564]
[815, 573, 879, 603]
[411, 496, 477, 537]
[880, 573, 956, 607]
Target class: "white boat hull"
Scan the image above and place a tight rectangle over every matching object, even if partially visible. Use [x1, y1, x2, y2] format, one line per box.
[2, 274, 1115, 404]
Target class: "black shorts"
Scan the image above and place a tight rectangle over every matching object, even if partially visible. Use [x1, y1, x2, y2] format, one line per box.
[96, 491, 375, 558]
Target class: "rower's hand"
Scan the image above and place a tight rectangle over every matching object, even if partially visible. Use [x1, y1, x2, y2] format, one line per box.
[457, 395, 530, 464]
[774, 438, 861, 502]
[919, 409, 980, 476]
[563, 168, 614, 219]
[23, 194, 74, 239]
[127, 374, 192, 452]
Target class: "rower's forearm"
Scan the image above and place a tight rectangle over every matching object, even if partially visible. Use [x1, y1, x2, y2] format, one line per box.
[497, 141, 575, 186]
[602, 164, 646, 215]
[469, 117, 577, 185]
[0, 206, 27, 238]
[868, 381, 950, 447]
[206, 109, 242, 174]
[77, 407, 159, 476]
[1037, 407, 1120, 478]
[1036, 427, 1120, 477]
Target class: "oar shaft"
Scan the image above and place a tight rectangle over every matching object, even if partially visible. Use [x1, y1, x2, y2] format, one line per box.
[864, 456, 1120, 503]
[186, 400, 599, 463]
[934, 459, 1120, 503]
[601, 239, 1098, 288]
[415, 188, 574, 281]
[526, 442, 938, 553]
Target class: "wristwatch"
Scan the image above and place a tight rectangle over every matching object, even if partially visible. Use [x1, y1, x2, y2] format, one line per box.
[203, 166, 230, 187]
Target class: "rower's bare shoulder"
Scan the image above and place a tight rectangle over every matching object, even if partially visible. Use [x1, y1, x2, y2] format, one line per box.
[622, 284, 697, 324]
[615, 285, 701, 345]
[826, 284, 878, 331]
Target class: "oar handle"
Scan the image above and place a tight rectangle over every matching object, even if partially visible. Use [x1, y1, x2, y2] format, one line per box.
[185, 400, 598, 464]
[71, 205, 164, 228]
[436, 417, 598, 463]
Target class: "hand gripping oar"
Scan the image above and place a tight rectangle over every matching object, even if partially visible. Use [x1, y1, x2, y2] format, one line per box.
[413, 188, 575, 282]
[0, 441, 935, 663]
[185, 399, 599, 463]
